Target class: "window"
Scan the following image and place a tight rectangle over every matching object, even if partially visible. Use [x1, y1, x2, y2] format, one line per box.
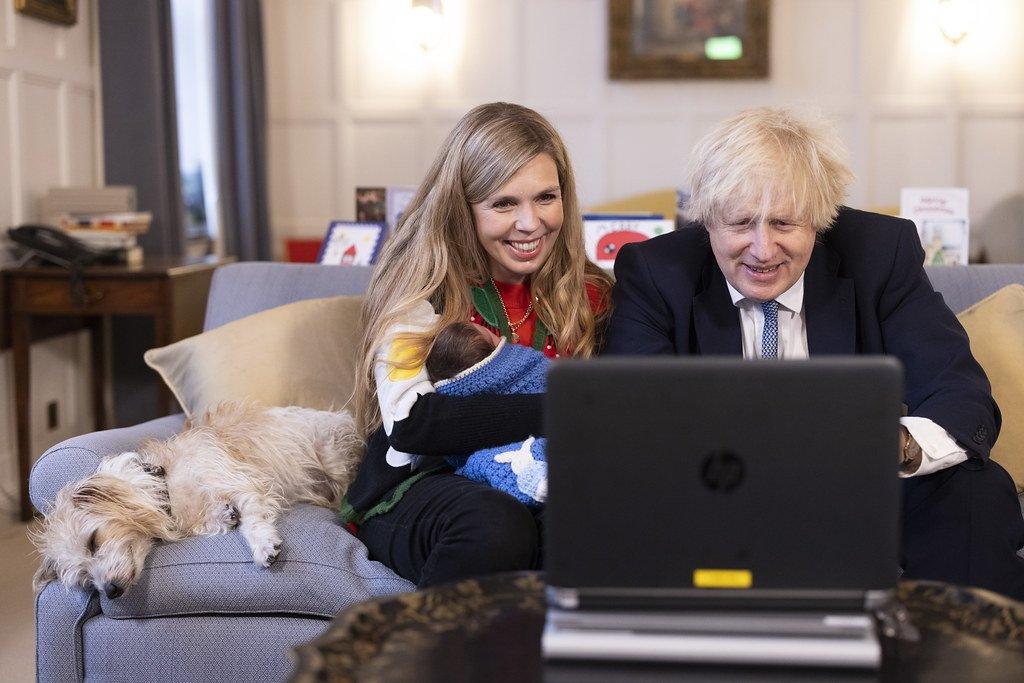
[171, 0, 219, 254]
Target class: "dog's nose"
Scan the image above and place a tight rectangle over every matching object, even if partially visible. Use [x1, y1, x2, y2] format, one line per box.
[103, 583, 124, 599]
[142, 463, 165, 476]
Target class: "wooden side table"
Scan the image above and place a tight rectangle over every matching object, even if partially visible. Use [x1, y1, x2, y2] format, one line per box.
[3, 255, 231, 521]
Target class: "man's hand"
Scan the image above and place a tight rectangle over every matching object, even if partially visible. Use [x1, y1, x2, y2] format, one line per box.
[899, 425, 923, 474]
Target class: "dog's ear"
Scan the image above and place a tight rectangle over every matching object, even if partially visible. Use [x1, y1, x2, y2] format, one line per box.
[33, 556, 58, 593]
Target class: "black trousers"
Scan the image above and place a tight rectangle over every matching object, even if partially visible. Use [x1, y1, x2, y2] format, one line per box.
[901, 458, 1024, 600]
[358, 473, 544, 588]
[360, 461, 1024, 598]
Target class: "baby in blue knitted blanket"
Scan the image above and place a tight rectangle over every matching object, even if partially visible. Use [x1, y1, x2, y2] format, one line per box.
[426, 322, 548, 508]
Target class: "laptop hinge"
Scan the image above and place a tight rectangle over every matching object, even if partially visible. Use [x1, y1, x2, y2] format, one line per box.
[547, 585, 893, 613]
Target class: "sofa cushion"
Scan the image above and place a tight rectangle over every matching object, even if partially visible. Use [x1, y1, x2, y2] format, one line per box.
[144, 295, 363, 417]
[99, 505, 413, 619]
[956, 284, 1024, 491]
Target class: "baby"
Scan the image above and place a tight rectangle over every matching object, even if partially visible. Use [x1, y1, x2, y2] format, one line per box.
[425, 322, 503, 384]
[425, 321, 548, 507]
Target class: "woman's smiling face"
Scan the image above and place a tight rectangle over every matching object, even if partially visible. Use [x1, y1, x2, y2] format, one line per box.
[471, 153, 563, 284]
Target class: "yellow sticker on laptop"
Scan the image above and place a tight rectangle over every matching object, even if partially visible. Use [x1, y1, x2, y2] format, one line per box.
[693, 569, 753, 589]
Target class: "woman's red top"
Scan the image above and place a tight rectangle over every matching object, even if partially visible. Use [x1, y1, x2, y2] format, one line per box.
[469, 279, 605, 358]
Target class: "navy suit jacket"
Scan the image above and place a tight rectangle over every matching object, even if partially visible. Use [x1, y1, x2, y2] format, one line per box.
[605, 207, 1000, 458]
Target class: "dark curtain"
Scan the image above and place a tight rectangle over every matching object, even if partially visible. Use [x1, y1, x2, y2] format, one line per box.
[99, 0, 185, 257]
[213, 0, 272, 261]
[99, 0, 185, 426]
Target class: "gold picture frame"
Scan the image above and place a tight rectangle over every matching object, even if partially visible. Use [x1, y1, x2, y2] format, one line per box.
[14, 0, 77, 26]
[610, 0, 769, 80]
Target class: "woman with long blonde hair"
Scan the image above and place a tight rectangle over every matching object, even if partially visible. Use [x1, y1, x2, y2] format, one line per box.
[341, 102, 611, 587]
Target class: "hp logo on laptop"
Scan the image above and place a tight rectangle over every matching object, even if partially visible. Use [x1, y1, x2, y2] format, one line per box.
[700, 450, 745, 492]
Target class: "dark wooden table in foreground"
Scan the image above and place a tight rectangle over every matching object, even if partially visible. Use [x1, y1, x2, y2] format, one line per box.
[3, 255, 231, 521]
[291, 572, 1024, 683]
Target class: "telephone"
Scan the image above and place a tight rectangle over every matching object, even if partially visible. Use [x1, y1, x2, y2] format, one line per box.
[6, 224, 127, 306]
[7, 224, 123, 267]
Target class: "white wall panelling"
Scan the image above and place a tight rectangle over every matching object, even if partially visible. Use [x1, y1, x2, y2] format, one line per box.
[1, 0, 99, 230]
[549, 116, 604, 210]
[348, 118, 425, 185]
[265, 0, 1024, 258]
[265, 0, 337, 106]
[962, 114, 1024, 258]
[339, 0, 427, 110]
[268, 120, 339, 232]
[20, 74, 62, 219]
[962, 116, 1024, 220]
[521, 0, 603, 108]
[0, 0, 102, 522]
[606, 115, 705, 201]
[868, 113, 953, 207]
[0, 71, 13, 229]
[67, 86, 96, 186]
[428, 0, 519, 111]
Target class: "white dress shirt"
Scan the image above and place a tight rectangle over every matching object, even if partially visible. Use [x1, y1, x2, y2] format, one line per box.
[725, 276, 969, 478]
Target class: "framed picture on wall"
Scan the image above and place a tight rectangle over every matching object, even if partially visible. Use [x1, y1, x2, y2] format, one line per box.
[14, 0, 77, 26]
[609, 0, 769, 80]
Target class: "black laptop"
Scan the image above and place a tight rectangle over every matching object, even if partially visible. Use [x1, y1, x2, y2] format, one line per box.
[542, 357, 903, 668]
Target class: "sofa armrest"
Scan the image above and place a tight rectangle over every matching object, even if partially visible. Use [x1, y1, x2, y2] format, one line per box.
[30, 414, 187, 514]
[36, 582, 100, 683]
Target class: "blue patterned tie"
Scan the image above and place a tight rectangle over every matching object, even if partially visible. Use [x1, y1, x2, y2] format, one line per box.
[761, 300, 779, 359]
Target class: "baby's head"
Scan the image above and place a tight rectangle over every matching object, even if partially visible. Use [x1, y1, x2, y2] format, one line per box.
[426, 322, 500, 383]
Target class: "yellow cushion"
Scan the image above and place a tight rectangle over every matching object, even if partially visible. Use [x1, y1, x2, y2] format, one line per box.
[144, 295, 363, 418]
[586, 189, 679, 220]
[956, 284, 1024, 491]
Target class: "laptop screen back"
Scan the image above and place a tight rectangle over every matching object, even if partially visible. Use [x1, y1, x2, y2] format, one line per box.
[544, 357, 902, 601]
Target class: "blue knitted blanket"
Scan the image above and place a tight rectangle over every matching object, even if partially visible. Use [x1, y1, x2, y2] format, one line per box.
[435, 341, 548, 508]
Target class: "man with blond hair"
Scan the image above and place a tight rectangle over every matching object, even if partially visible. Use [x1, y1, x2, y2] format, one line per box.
[606, 107, 1024, 600]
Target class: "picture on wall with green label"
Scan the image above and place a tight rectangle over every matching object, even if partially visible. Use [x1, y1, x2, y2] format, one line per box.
[609, 0, 769, 80]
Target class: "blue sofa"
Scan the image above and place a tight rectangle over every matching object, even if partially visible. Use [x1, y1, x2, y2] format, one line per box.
[31, 261, 1024, 682]
[31, 263, 413, 683]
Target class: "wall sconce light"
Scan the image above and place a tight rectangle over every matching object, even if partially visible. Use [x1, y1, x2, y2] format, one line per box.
[937, 0, 977, 45]
[408, 0, 444, 52]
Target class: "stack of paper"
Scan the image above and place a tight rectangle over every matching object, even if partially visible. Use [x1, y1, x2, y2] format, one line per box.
[41, 186, 137, 224]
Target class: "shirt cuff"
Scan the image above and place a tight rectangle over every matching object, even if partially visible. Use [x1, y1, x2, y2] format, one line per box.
[898, 416, 969, 478]
[385, 446, 413, 468]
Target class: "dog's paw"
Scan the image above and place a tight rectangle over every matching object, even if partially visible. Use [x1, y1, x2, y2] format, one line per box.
[220, 503, 240, 530]
[251, 536, 283, 568]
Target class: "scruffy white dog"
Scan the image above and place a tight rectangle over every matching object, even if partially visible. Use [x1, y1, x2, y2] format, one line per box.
[33, 403, 362, 599]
